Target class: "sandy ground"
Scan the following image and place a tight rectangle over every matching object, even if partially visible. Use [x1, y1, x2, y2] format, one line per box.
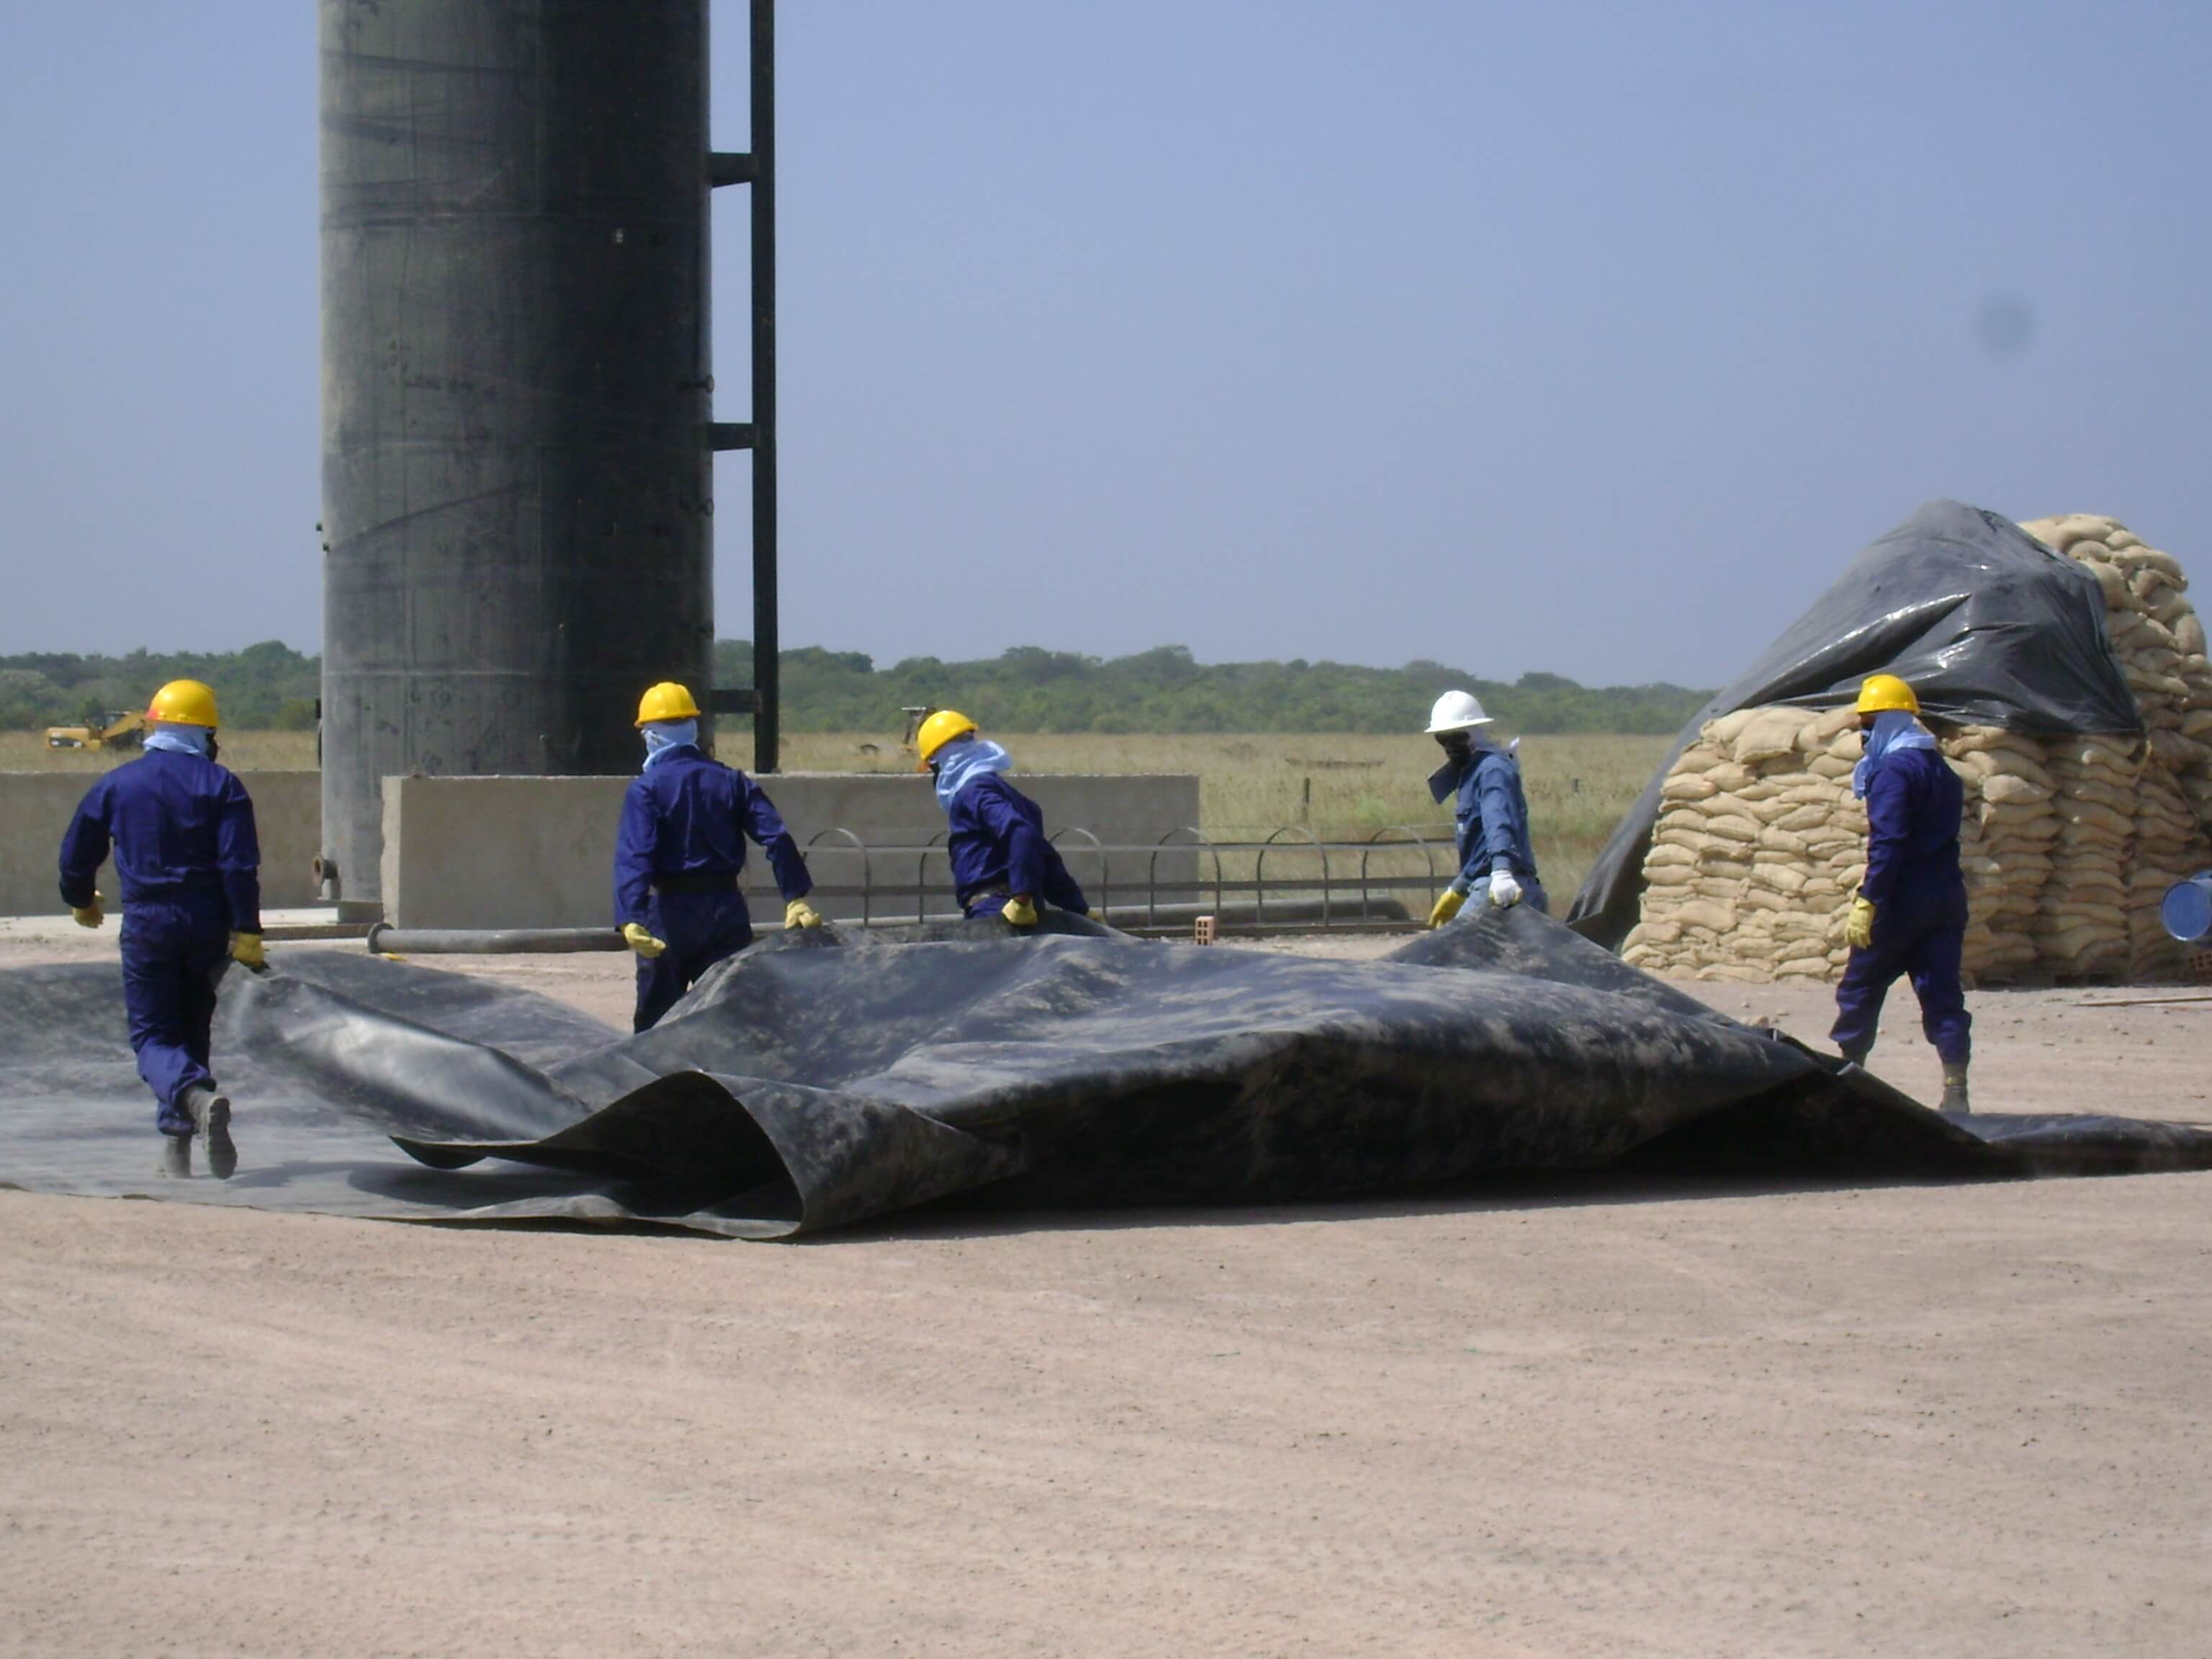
[4, 916, 2211, 1657]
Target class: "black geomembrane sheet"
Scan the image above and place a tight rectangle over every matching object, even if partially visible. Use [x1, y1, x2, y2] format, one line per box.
[4, 908, 2207, 1236]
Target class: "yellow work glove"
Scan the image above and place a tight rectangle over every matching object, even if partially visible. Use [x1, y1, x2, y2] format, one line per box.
[1845, 894, 1876, 951]
[784, 897, 824, 930]
[70, 891, 104, 930]
[1002, 895, 1040, 928]
[621, 922, 667, 959]
[1428, 889, 1466, 930]
[1087, 908, 1106, 924]
[228, 932, 266, 971]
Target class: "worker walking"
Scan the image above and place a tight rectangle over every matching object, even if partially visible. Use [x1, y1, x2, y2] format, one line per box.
[58, 680, 262, 1179]
[1424, 691, 1545, 927]
[914, 711, 1094, 927]
[616, 683, 823, 1032]
[1830, 673, 1972, 1114]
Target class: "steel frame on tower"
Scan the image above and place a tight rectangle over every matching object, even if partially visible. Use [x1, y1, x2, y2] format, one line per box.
[709, 0, 780, 774]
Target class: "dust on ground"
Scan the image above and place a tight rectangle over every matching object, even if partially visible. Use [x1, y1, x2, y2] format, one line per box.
[4, 915, 2209, 1656]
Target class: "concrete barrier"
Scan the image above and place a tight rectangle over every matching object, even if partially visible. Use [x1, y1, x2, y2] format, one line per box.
[380, 772, 1202, 930]
[0, 772, 323, 918]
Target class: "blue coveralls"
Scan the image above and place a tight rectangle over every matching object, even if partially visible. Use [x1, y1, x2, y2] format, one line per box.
[613, 746, 813, 1032]
[944, 773, 1091, 920]
[1829, 745, 1971, 1066]
[1429, 745, 1547, 917]
[58, 749, 261, 1135]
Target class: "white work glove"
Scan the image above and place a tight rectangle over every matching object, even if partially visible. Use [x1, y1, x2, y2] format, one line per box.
[1487, 870, 1524, 909]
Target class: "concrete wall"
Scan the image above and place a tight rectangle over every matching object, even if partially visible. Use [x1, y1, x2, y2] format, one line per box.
[381, 772, 1202, 929]
[0, 772, 323, 917]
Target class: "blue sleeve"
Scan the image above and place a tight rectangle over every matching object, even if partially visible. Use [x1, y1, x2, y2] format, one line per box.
[58, 780, 111, 909]
[1861, 763, 1910, 909]
[1040, 849, 1089, 915]
[1450, 772, 1489, 891]
[613, 782, 660, 926]
[216, 773, 263, 934]
[979, 784, 1045, 898]
[1477, 761, 1527, 876]
[740, 776, 812, 901]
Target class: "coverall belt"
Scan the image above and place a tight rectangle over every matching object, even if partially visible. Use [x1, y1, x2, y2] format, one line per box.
[653, 871, 739, 895]
[124, 877, 224, 899]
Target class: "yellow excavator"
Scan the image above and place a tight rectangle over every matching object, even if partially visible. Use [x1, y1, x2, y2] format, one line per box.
[45, 711, 146, 752]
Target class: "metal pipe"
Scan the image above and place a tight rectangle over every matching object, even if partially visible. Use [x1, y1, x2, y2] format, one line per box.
[359, 896, 1409, 956]
[750, 0, 780, 774]
[1104, 898, 1409, 929]
[365, 925, 626, 956]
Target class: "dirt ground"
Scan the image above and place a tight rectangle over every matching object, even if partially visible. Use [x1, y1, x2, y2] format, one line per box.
[4, 917, 2210, 1657]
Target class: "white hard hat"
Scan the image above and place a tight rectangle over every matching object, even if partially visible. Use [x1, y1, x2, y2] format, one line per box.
[1425, 690, 1493, 734]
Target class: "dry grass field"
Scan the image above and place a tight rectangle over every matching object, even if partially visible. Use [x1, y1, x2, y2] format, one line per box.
[0, 730, 320, 773]
[4, 729, 1669, 902]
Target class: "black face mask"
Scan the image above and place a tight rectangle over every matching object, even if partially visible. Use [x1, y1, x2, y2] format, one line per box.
[205, 734, 220, 764]
[1435, 732, 1472, 763]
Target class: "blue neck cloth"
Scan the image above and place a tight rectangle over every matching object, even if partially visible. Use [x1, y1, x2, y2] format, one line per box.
[642, 719, 699, 770]
[1853, 709, 1938, 799]
[932, 737, 1013, 809]
[144, 727, 210, 757]
[1426, 736, 1514, 804]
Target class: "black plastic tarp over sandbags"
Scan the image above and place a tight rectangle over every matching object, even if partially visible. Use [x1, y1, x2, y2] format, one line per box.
[4, 909, 2209, 1237]
[1567, 500, 2143, 950]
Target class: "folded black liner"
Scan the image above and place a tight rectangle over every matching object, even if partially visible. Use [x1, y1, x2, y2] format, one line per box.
[3, 907, 2206, 1236]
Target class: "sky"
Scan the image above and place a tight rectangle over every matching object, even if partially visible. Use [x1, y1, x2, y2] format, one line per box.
[1, 1, 2208, 687]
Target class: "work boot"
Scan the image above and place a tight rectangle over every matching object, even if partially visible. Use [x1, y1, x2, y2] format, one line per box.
[1940, 1065, 1971, 1117]
[184, 1086, 236, 1180]
[1837, 1044, 1871, 1069]
[158, 1134, 192, 1179]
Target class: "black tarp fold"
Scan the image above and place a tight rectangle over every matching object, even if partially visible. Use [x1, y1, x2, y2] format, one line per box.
[5, 906, 2209, 1236]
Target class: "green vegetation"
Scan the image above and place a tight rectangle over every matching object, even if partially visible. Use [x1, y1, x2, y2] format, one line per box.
[0, 642, 318, 731]
[715, 642, 1707, 735]
[0, 640, 1709, 737]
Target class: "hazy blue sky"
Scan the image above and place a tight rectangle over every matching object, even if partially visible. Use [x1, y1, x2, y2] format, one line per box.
[1, 2, 2207, 685]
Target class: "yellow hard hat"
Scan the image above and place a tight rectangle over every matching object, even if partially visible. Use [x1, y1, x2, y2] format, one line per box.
[634, 682, 702, 728]
[914, 709, 978, 769]
[146, 679, 219, 728]
[1855, 673, 1920, 715]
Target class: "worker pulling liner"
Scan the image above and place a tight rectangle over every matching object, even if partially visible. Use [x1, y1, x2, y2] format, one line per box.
[614, 683, 823, 1032]
[1423, 690, 1547, 928]
[914, 709, 1099, 927]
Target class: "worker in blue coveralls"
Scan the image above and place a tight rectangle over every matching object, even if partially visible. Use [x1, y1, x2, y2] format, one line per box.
[1423, 690, 1546, 927]
[913, 710, 1098, 927]
[615, 682, 824, 1032]
[1830, 673, 1972, 1114]
[57, 678, 262, 1180]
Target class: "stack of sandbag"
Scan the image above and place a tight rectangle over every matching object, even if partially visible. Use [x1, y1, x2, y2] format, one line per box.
[1622, 704, 1866, 983]
[2020, 514, 2212, 980]
[1942, 726, 2055, 979]
[1621, 711, 2051, 982]
[1623, 515, 2212, 984]
[2033, 733, 2136, 976]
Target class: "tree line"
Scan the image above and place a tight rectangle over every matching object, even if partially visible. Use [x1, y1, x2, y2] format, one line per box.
[727, 642, 1707, 733]
[0, 640, 1709, 736]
